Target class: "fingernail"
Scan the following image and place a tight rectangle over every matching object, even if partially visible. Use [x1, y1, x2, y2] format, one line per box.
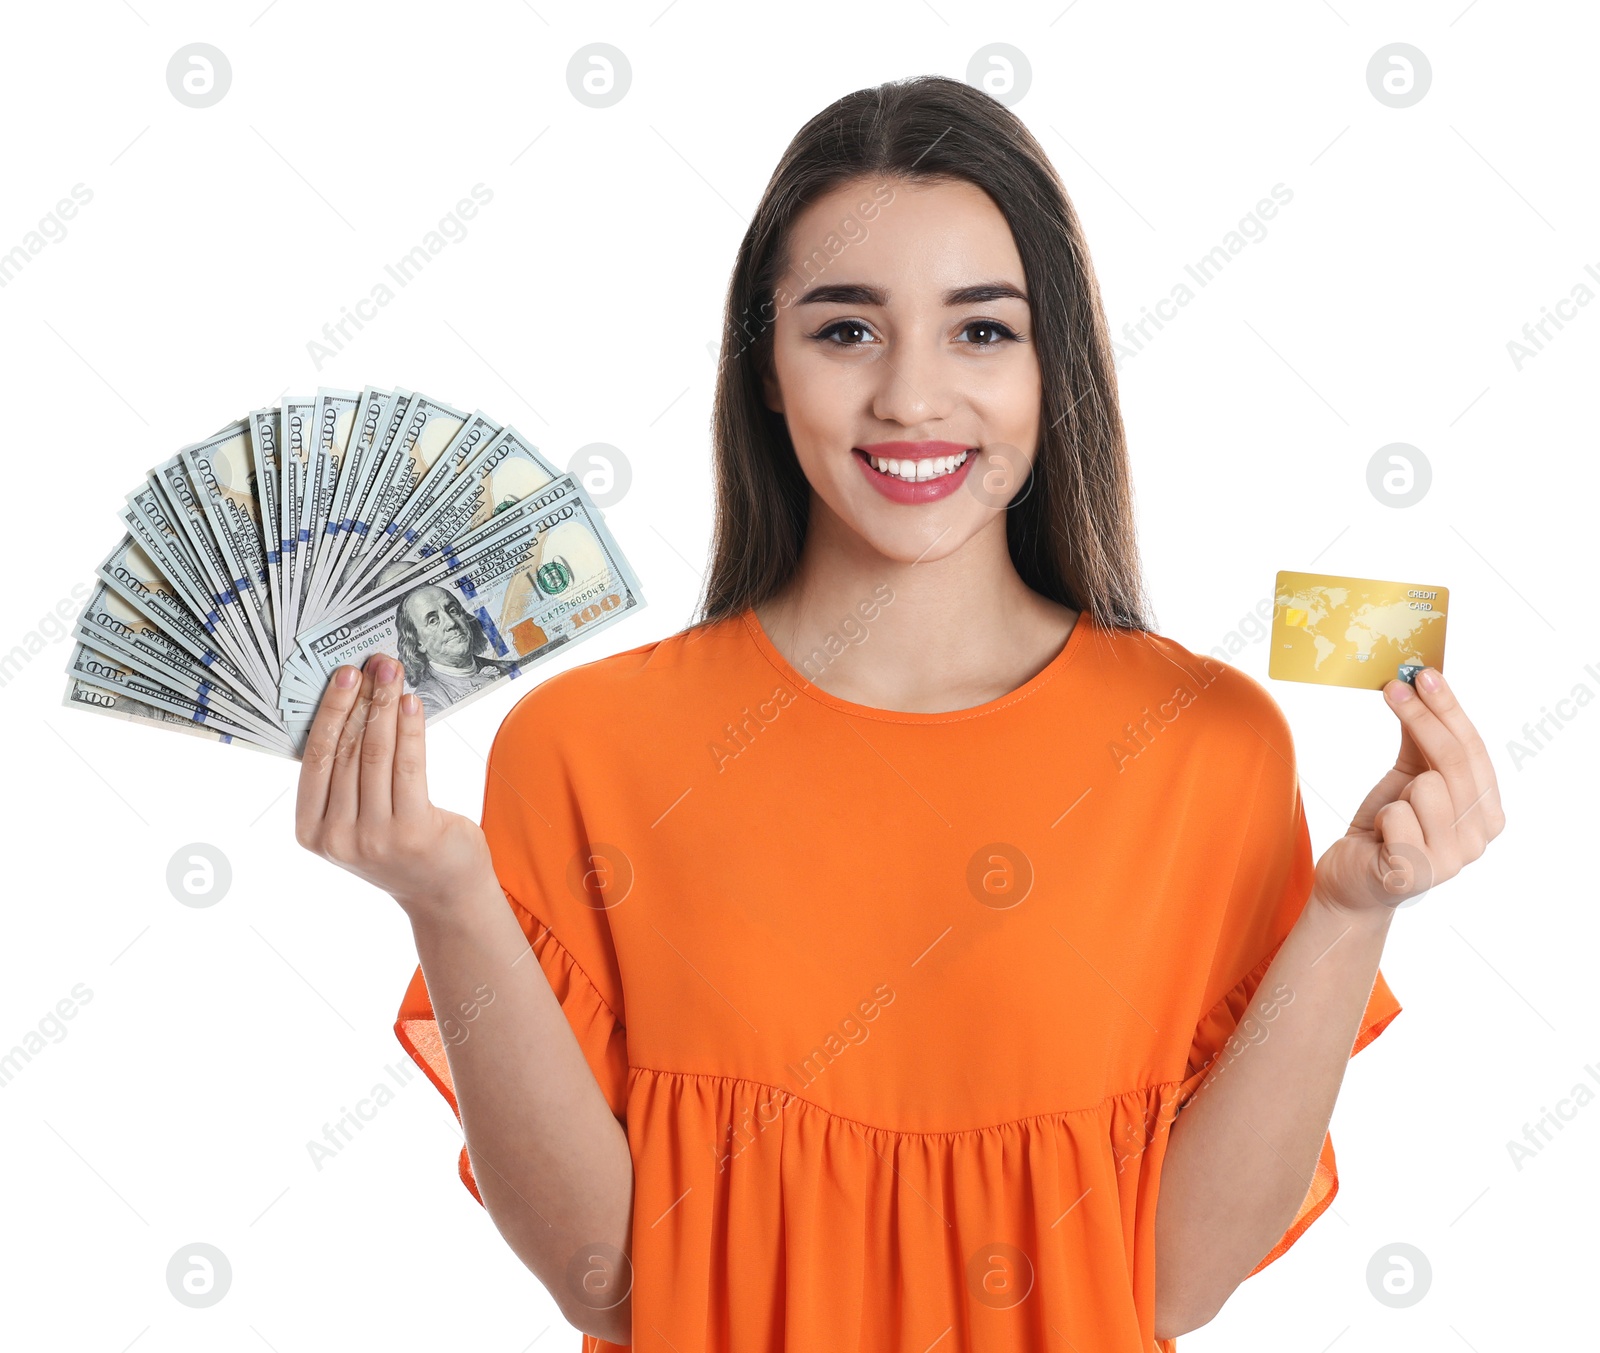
[371, 656, 395, 683]
[1417, 668, 1441, 693]
[1390, 680, 1414, 702]
[400, 693, 420, 715]
[335, 667, 358, 688]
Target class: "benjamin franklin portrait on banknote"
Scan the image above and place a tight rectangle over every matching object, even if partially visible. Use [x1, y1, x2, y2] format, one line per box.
[394, 583, 518, 717]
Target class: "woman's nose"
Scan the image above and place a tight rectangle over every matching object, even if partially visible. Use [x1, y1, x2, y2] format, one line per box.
[868, 338, 950, 428]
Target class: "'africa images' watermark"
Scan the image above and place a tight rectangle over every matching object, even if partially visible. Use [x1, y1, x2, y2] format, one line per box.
[708, 583, 895, 773]
[305, 1056, 417, 1172]
[1111, 183, 1294, 366]
[1505, 1060, 1600, 1173]
[1505, 658, 1600, 770]
[714, 982, 897, 1172]
[1107, 652, 1229, 772]
[1111, 976, 1299, 1179]
[0, 982, 96, 1090]
[305, 184, 494, 371]
[0, 582, 92, 689]
[1504, 260, 1600, 371]
[0, 184, 93, 290]
[717, 181, 899, 369]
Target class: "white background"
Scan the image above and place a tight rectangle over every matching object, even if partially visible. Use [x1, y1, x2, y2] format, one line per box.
[2, 1, 1593, 1348]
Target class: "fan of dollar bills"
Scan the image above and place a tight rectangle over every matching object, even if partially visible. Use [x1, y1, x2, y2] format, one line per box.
[63, 386, 646, 760]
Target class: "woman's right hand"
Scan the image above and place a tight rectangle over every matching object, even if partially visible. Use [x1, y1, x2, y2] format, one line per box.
[294, 652, 495, 924]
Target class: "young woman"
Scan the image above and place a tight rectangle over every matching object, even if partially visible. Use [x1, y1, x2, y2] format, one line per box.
[295, 74, 1502, 1352]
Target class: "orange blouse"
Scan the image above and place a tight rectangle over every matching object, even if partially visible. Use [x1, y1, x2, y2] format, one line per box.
[396, 604, 1401, 1351]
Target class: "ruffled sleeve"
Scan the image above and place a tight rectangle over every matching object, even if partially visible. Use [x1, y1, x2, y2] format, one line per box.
[1173, 704, 1402, 1275]
[392, 674, 630, 1206]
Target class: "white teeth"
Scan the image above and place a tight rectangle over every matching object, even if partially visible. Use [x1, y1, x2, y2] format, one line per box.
[867, 449, 971, 481]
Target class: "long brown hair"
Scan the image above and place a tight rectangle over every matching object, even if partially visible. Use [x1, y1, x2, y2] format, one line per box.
[688, 73, 1154, 636]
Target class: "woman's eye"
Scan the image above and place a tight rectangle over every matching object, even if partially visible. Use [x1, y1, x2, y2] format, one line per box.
[813, 319, 875, 346]
[960, 320, 1019, 346]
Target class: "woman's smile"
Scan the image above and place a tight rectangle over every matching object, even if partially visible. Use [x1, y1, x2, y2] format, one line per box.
[852, 438, 979, 502]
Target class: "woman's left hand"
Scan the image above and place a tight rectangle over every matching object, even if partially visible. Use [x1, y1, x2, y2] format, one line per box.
[1311, 666, 1506, 919]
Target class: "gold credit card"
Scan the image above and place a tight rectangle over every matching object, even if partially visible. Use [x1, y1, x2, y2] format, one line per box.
[1268, 570, 1448, 690]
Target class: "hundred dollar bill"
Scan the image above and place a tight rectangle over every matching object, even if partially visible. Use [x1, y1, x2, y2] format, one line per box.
[310, 388, 413, 625]
[275, 439, 607, 707]
[151, 439, 278, 685]
[245, 408, 289, 664]
[284, 476, 645, 747]
[282, 471, 637, 694]
[73, 578, 270, 732]
[298, 386, 396, 631]
[274, 449, 573, 707]
[317, 391, 468, 612]
[62, 673, 275, 755]
[288, 387, 361, 643]
[67, 640, 294, 754]
[179, 421, 276, 658]
[122, 485, 273, 695]
[276, 394, 316, 654]
[368, 424, 560, 575]
[330, 409, 504, 608]
[95, 533, 282, 726]
[75, 625, 289, 746]
[318, 393, 466, 617]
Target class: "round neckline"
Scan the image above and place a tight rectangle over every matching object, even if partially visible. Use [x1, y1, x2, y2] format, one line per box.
[739, 604, 1092, 724]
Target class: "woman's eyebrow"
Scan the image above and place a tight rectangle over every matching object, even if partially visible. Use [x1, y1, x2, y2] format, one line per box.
[794, 281, 1029, 307]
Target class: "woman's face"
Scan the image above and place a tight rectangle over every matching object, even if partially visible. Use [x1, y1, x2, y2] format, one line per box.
[761, 175, 1040, 566]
